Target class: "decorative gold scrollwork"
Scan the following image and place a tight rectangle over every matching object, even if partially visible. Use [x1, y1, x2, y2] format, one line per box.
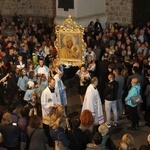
[54, 15, 86, 66]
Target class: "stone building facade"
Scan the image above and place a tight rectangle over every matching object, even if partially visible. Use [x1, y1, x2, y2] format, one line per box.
[0, 0, 133, 25]
[105, 0, 133, 25]
[1, 0, 149, 28]
[0, 0, 56, 18]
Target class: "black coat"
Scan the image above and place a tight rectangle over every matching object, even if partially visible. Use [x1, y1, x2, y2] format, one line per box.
[7, 72, 18, 96]
[104, 80, 118, 101]
[27, 126, 47, 150]
[98, 60, 110, 78]
[7, 54, 17, 67]
[0, 124, 20, 148]
[68, 128, 89, 150]
[139, 144, 150, 150]
[97, 60, 110, 102]
[94, 22, 103, 32]
[15, 60, 26, 68]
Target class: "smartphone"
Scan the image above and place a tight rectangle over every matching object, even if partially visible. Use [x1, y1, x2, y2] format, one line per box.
[12, 123, 17, 126]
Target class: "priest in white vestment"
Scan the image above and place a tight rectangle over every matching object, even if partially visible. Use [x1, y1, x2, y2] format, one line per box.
[82, 77, 104, 125]
[41, 78, 61, 118]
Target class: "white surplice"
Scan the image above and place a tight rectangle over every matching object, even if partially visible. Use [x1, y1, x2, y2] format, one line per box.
[41, 86, 61, 118]
[82, 84, 104, 124]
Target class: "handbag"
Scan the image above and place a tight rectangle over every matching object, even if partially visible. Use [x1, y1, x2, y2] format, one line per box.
[131, 87, 143, 105]
[55, 133, 68, 150]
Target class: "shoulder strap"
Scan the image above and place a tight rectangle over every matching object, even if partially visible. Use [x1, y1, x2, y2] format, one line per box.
[28, 129, 37, 146]
[71, 130, 82, 147]
[134, 87, 139, 95]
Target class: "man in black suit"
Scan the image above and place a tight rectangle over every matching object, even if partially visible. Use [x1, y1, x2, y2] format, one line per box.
[97, 53, 110, 103]
[15, 55, 26, 70]
[0, 59, 8, 105]
[94, 18, 103, 32]
[7, 66, 19, 105]
[7, 48, 18, 69]
[99, 36, 109, 60]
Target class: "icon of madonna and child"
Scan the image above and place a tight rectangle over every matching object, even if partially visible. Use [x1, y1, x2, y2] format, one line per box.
[59, 33, 82, 60]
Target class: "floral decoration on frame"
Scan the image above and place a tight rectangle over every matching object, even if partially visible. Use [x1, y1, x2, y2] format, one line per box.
[54, 15, 86, 66]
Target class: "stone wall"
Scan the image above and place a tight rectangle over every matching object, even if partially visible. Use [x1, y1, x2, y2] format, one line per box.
[105, 0, 133, 25]
[0, 0, 55, 18]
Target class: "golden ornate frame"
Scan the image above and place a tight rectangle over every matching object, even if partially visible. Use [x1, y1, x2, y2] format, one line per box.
[54, 15, 86, 66]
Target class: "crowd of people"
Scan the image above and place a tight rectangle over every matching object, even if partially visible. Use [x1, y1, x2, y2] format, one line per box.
[0, 14, 149, 150]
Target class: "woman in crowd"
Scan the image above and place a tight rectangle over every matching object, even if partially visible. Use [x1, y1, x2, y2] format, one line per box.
[48, 63, 58, 79]
[68, 117, 89, 150]
[86, 55, 96, 77]
[27, 115, 47, 150]
[125, 77, 141, 130]
[49, 117, 70, 148]
[80, 110, 94, 142]
[122, 134, 136, 150]
[76, 65, 91, 105]
[49, 105, 67, 127]
[43, 105, 67, 147]
[18, 107, 30, 150]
